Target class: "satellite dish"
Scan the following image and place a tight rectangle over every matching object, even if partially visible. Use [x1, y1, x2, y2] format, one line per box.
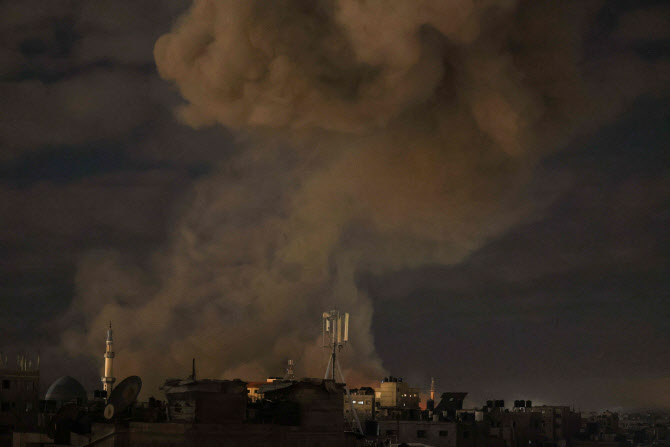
[103, 403, 115, 419]
[104, 376, 142, 420]
[47, 403, 79, 439]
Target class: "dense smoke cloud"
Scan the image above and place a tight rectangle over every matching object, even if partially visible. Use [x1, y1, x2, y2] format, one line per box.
[59, 0, 669, 395]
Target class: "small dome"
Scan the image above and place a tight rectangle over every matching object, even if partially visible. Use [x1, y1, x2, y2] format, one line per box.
[45, 376, 87, 404]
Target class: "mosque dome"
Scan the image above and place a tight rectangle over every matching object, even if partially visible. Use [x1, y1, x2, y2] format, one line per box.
[45, 376, 87, 405]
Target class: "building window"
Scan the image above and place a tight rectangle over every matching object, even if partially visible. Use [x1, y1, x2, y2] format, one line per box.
[2, 380, 9, 389]
[386, 430, 396, 436]
[439, 431, 448, 437]
[417, 430, 427, 438]
[463, 431, 470, 439]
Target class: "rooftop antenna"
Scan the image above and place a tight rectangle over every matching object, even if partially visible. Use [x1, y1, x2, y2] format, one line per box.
[322, 309, 362, 435]
[285, 360, 295, 380]
[188, 358, 196, 381]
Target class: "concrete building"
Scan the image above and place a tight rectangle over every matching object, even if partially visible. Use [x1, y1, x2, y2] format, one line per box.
[581, 410, 619, 438]
[0, 365, 39, 414]
[86, 419, 360, 447]
[246, 378, 294, 403]
[435, 392, 468, 421]
[378, 420, 460, 447]
[377, 420, 505, 447]
[88, 378, 349, 447]
[486, 406, 546, 447]
[246, 381, 266, 403]
[375, 376, 420, 410]
[161, 378, 247, 424]
[344, 387, 375, 426]
[0, 361, 39, 447]
[530, 405, 581, 444]
[261, 379, 345, 434]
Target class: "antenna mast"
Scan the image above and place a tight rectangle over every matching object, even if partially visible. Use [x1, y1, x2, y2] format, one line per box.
[285, 360, 295, 380]
[189, 358, 196, 381]
[322, 310, 362, 435]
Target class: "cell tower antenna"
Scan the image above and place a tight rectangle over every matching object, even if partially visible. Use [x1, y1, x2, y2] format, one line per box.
[188, 358, 196, 381]
[322, 309, 362, 435]
[285, 360, 295, 380]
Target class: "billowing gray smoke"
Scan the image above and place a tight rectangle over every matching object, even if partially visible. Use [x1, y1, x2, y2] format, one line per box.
[62, 0, 668, 394]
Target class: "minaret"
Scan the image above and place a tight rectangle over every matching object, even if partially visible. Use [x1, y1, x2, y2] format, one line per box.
[101, 321, 116, 394]
[430, 377, 435, 401]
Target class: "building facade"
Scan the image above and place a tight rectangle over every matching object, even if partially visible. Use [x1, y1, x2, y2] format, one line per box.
[375, 377, 420, 410]
[344, 387, 375, 427]
[530, 405, 581, 443]
[0, 362, 39, 447]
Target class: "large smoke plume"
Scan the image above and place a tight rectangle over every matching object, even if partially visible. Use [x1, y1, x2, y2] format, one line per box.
[61, 0, 668, 395]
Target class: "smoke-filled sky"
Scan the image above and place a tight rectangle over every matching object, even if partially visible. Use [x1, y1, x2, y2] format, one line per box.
[1, 0, 668, 411]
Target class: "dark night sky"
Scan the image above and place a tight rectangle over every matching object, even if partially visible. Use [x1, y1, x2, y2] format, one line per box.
[0, 0, 669, 411]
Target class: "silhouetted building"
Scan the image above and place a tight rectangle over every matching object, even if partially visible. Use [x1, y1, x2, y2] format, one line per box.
[377, 419, 505, 447]
[89, 378, 347, 447]
[434, 392, 468, 421]
[246, 378, 295, 403]
[530, 405, 581, 443]
[0, 364, 39, 447]
[161, 378, 247, 424]
[344, 386, 375, 426]
[486, 406, 546, 447]
[375, 376, 421, 422]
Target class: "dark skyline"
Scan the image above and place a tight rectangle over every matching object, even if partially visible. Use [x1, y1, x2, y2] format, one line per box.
[0, 0, 669, 411]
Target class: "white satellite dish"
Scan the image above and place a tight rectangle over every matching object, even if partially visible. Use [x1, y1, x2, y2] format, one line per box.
[103, 403, 115, 420]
